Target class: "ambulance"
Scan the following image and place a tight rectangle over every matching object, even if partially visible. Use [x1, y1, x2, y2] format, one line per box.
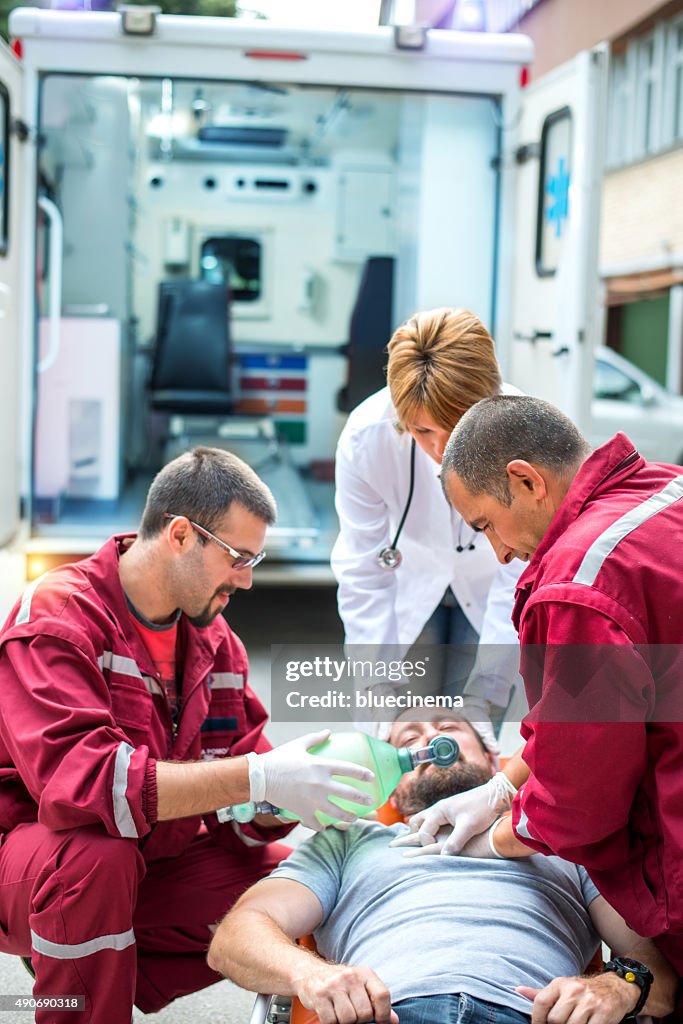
[0, 7, 606, 580]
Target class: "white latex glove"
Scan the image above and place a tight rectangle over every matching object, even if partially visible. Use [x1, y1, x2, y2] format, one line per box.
[388, 772, 517, 856]
[330, 810, 378, 832]
[458, 817, 507, 858]
[246, 730, 374, 831]
[460, 694, 500, 761]
[392, 818, 507, 858]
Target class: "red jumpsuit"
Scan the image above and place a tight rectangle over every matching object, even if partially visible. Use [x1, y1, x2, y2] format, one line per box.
[510, 434, 683, 973]
[0, 536, 291, 1022]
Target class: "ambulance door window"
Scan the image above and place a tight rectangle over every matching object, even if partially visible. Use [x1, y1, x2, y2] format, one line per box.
[535, 106, 572, 278]
[200, 235, 262, 302]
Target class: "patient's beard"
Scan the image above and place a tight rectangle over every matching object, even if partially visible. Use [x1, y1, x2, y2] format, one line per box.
[392, 762, 493, 819]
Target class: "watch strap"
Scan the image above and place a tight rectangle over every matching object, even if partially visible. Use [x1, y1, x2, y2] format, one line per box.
[602, 958, 653, 1021]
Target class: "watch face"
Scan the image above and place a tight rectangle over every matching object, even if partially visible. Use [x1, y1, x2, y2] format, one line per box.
[614, 957, 651, 977]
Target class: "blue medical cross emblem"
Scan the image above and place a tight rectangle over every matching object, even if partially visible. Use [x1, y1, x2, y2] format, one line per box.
[545, 156, 570, 238]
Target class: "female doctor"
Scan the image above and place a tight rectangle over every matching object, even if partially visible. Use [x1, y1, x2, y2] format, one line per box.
[331, 307, 523, 749]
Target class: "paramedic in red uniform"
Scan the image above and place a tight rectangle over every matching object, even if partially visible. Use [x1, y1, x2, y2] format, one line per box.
[0, 447, 373, 1024]
[430, 396, 683, 981]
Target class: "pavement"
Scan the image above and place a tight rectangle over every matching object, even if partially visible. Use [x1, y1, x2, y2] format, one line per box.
[0, 954, 258, 1024]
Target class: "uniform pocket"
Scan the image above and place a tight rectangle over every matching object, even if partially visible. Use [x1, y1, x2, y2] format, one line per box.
[200, 695, 245, 757]
[627, 792, 669, 936]
[110, 680, 153, 742]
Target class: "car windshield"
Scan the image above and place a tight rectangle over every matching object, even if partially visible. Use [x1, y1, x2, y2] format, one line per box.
[594, 360, 643, 404]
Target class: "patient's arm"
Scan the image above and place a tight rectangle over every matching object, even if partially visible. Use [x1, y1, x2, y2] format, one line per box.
[589, 895, 676, 1019]
[207, 877, 398, 1024]
[516, 894, 677, 1023]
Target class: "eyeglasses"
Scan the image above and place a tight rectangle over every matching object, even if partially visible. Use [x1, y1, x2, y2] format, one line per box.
[164, 513, 266, 570]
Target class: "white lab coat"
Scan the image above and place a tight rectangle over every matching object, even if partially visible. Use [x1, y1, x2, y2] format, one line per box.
[331, 386, 523, 707]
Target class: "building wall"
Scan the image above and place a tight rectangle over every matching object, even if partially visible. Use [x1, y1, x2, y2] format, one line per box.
[601, 148, 683, 266]
[513, 0, 669, 77]
[499, 0, 683, 392]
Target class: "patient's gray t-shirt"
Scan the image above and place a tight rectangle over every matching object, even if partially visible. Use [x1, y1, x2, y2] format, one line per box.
[269, 821, 600, 1016]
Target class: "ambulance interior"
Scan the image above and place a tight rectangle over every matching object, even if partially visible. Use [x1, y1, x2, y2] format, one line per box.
[33, 72, 500, 573]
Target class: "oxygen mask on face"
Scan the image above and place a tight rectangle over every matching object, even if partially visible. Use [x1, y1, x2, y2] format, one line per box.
[217, 732, 459, 826]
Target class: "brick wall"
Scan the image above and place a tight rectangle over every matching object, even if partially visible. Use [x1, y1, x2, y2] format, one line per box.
[601, 146, 683, 267]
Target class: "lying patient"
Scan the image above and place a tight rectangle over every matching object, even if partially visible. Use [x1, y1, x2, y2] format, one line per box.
[208, 712, 676, 1024]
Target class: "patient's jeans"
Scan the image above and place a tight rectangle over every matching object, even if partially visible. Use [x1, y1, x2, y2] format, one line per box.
[392, 993, 530, 1024]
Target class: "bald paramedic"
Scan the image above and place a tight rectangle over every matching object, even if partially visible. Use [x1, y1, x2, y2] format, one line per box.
[0, 446, 372, 1024]
[426, 396, 683, 979]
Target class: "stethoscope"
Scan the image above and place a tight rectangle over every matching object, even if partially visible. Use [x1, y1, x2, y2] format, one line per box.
[376, 437, 476, 570]
[377, 439, 416, 570]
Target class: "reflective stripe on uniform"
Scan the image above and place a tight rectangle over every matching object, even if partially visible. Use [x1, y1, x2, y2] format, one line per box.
[98, 651, 143, 680]
[573, 475, 683, 587]
[15, 574, 49, 626]
[112, 742, 139, 839]
[210, 672, 245, 689]
[30, 926, 135, 959]
[515, 807, 533, 841]
[142, 675, 164, 697]
[98, 652, 162, 697]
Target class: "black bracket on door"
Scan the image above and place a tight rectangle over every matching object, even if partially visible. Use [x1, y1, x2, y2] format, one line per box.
[9, 118, 30, 143]
[513, 329, 553, 343]
[515, 141, 541, 164]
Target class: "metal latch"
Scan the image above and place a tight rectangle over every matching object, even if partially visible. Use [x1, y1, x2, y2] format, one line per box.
[393, 23, 428, 49]
[267, 996, 292, 1023]
[119, 5, 160, 36]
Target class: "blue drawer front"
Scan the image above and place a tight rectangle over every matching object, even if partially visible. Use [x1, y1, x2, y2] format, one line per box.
[240, 354, 307, 371]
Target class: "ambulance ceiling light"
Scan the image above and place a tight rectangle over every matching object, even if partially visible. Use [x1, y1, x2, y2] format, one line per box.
[147, 111, 193, 139]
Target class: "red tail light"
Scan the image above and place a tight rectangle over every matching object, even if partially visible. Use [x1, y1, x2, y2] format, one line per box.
[244, 50, 307, 61]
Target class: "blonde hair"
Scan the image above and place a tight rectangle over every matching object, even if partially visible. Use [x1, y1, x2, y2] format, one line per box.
[387, 308, 502, 431]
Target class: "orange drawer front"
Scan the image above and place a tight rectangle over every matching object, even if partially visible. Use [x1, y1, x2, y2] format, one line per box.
[236, 398, 307, 415]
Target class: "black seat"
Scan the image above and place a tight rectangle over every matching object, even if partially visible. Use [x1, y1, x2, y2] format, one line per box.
[150, 280, 233, 415]
[337, 256, 395, 414]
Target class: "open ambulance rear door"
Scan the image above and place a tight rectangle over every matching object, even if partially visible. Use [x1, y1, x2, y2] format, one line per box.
[0, 39, 24, 546]
[507, 47, 608, 431]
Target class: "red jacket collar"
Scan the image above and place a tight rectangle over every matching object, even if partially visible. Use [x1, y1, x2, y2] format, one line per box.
[515, 433, 643, 596]
[85, 534, 226, 663]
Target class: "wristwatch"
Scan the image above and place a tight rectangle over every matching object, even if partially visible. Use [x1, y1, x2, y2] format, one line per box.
[602, 956, 653, 1021]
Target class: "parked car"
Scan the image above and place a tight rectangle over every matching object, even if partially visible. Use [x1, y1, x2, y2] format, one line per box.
[592, 346, 683, 465]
